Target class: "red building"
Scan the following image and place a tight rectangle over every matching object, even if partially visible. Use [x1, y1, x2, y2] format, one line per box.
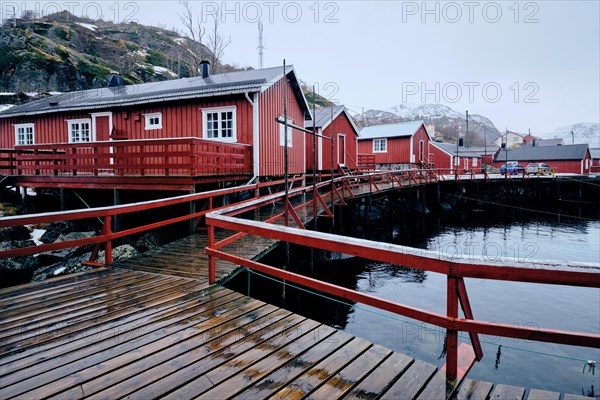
[429, 142, 485, 173]
[304, 106, 360, 173]
[0, 64, 312, 191]
[357, 121, 432, 169]
[591, 148, 600, 173]
[522, 133, 540, 145]
[492, 144, 592, 174]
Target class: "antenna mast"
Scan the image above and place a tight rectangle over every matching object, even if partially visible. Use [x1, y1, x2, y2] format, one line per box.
[257, 21, 264, 68]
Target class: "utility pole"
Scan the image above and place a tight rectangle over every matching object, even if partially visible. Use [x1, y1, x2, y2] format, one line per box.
[571, 130, 574, 145]
[465, 110, 469, 147]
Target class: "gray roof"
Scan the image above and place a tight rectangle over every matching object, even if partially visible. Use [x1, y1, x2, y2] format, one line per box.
[590, 148, 600, 159]
[493, 144, 589, 162]
[304, 105, 360, 136]
[358, 120, 426, 140]
[0, 65, 312, 119]
[431, 142, 490, 157]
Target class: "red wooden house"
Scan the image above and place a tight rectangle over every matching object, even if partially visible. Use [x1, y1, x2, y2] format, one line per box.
[357, 121, 432, 170]
[429, 142, 485, 173]
[591, 148, 600, 173]
[492, 144, 592, 174]
[0, 64, 312, 192]
[304, 106, 360, 173]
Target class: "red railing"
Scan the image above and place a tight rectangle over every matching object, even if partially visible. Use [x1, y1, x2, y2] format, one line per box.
[204, 173, 600, 384]
[357, 153, 376, 170]
[5, 137, 252, 177]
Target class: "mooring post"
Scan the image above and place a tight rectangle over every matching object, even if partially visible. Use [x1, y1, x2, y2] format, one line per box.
[446, 273, 459, 381]
[104, 215, 113, 266]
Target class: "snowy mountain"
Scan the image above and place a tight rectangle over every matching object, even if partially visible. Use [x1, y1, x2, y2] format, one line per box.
[355, 103, 501, 146]
[539, 123, 599, 147]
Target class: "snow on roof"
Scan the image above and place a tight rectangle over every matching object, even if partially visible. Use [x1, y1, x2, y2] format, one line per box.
[358, 120, 425, 140]
[0, 65, 312, 120]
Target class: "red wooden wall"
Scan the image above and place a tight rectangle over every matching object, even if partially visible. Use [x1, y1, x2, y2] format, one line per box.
[306, 112, 358, 171]
[429, 144, 452, 170]
[358, 137, 411, 165]
[411, 126, 431, 164]
[258, 77, 306, 176]
[490, 154, 591, 174]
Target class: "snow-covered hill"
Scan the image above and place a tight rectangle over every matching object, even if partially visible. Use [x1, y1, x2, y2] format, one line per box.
[540, 123, 599, 147]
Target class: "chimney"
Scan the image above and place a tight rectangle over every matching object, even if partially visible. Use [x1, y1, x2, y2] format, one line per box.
[107, 71, 124, 88]
[200, 60, 210, 78]
[458, 137, 464, 147]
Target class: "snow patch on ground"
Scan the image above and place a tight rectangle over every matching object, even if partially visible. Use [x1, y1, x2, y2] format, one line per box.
[9, 187, 37, 196]
[31, 229, 46, 245]
[53, 267, 66, 275]
[174, 37, 186, 45]
[0, 92, 16, 96]
[152, 66, 178, 78]
[135, 49, 148, 57]
[77, 22, 98, 31]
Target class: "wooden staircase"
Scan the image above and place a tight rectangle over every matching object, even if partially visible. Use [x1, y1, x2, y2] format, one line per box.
[339, 164, 353, 176]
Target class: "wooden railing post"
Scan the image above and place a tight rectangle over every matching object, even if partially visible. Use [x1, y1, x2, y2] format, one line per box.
[104, 215, 113, 266]
[446, 273, 459, 381]
[208, 224, 216, 284]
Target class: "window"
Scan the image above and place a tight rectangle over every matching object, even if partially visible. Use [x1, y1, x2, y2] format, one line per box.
[144, 113, 162, 130]
[279, 117, 293, 147]
[202, 106, 237, 142]
[472, 157, 478, 166]
[68, 119, 92, 143]
[14, 123, 35, 145]
[373, 138, 387, 153]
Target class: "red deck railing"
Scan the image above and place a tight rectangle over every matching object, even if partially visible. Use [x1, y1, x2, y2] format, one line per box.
[357, 153, 376, 170]
[1, 137, 252, 177]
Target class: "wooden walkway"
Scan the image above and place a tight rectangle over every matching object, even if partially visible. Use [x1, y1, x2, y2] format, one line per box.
[0, 185, 589, 399]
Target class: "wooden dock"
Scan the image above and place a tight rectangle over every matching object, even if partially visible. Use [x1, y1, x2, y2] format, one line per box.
[0, 232, 589, 399]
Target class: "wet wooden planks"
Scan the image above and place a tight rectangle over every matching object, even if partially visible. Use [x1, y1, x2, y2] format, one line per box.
[1, 267, 446, 400]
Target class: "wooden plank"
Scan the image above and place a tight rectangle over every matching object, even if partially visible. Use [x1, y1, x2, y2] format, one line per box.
[231, 330, 355, 399]
[305, 343, 392, 400]
[0, 290, 252, 396]
[379, 359, 438, 400]
[527, 389, 561, 400]
[197, 323, 339, 399]
[268, 337, 373, 399]
[563, 394, 593, 400]
[489, 384, 526, 400]
[342, 352, 414, 400]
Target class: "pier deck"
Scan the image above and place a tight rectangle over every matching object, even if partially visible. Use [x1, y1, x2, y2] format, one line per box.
[0, 233, 588, 399]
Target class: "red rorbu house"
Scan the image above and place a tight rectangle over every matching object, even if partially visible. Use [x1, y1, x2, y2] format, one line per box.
[591, 148, 600, 173]
[0, 63, 312, 192]
[492, 144, 592, 174]
[304, 106, 360, 173]
[429, 142, 485, 173]
[357, 121, 432, 170]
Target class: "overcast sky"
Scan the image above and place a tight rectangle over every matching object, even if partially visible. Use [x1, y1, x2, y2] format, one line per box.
[11, 1, 599, 133]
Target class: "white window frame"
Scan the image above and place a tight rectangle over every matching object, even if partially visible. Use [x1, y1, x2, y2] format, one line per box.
[67, 119, 92, 143]
[144, 112, 163, 130]
[279, 116, 293, 148]
[202, 106, 237, 143]
[472, 157, 478, 166]
[14, 123, 35, 145]
[373, 138, 387, 153]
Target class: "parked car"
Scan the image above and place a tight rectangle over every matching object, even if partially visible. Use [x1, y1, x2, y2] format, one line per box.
[500, 164, 525, 175]
[526, 163, 552, 175]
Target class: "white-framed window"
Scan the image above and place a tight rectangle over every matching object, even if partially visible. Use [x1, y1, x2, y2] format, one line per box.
[473, 157, 478, 166]
[279, 117, 293, 147]
[144, 112, 162, 130]
[202, 106, 237, 142]
[373, 138, 387, 153]
[14, 123, 35, 145]
[67, 119, 92, 143]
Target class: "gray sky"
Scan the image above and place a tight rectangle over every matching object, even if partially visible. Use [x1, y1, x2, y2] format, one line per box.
[10, 1, 599, 132]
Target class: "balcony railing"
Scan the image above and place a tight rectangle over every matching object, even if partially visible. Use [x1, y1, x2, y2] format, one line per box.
[1, 137, 252, 177]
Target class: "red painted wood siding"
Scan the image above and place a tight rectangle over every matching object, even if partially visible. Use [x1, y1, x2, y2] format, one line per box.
[358, 137, 411, 164]
[429, 145, 453, 170]
[0, 95, 253, 147]
[411, 126, 431, 164]
[306, 112, 358, 171]
[258, 77, 305, 176]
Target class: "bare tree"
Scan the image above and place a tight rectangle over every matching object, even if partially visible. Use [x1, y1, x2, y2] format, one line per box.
[178, 0, 205, 75]
[207, 9, 231, 73]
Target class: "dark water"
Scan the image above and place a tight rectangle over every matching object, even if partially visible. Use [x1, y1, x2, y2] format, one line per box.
[228, 203, 600, 396]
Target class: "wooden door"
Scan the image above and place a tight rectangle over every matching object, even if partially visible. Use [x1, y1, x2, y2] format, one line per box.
[338, 134, 346, 165]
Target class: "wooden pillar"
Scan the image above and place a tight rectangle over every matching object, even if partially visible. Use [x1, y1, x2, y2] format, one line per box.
[60, 188, 66, 211]
[113, 189, 122, 233]
[446, 274, 459, 381]
[189, 185, 197, 235]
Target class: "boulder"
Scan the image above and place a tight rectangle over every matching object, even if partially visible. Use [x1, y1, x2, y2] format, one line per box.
[37, 231, 95, 265]
[97, 244, 139, 264]
[134, 232, 167, 253]
[0, 226, 31, 242]
[39, 221, 77, 243]
[31, 253, 93, 282]
[0, 239, 39, 273]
